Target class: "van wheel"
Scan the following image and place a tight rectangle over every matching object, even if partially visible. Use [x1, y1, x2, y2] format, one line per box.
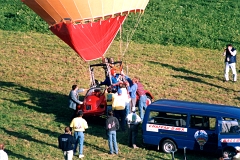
[161, 139, 177, 154]
[223, 149, 236, 159]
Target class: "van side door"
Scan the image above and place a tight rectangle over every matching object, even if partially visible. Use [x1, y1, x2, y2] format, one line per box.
[218, 119, 240, 152]
[142, 110, 188, 147]
[187, 115, 218, 152]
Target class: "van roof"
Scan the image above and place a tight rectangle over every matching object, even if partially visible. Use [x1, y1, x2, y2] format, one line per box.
[148, 99, 240, 117]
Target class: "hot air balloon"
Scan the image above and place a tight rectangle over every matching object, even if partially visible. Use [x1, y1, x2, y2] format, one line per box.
[194, 130, 208, 150]
[21, 0, 152, 117]
[21, 0, 149, 61]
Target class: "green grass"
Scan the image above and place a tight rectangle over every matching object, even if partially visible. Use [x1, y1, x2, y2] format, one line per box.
[1, 0, 240, 159]
[1, 0, 240, 50]
[1, 29, 239, 160]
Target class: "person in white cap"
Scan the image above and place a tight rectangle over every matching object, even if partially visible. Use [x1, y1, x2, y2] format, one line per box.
[125, 108, 142, 149]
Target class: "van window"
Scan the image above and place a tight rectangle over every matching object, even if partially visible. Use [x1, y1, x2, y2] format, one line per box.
[190, 115, 216, 130]
[221, 120, 240, 134]
[223, 117, 238, 121]
[148, 111, 187, 127]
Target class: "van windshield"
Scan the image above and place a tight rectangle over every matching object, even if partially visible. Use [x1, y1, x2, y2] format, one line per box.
[221, 120, 240, 134]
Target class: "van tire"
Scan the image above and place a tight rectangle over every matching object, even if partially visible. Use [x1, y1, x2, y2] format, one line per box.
[161, 139, 177, 154]
[223, 148, 237, 159]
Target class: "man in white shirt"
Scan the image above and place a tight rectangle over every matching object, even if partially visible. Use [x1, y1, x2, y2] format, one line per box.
[112, 89, 127, 131]
[0, 143, 8, 160]
[125, 108, 142, 149]
[119, 83, 131, 116]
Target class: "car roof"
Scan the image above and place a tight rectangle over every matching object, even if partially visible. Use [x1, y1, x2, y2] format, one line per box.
[148, 99, 240, 117]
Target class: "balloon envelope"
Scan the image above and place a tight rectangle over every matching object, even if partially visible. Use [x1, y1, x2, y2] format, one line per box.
[22, 0, 149, 61]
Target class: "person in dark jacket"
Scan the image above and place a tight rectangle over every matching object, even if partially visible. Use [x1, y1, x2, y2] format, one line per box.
[105, 110, 119, 155]
[58, 126, 76, 160]
[223, 44, 237, 82]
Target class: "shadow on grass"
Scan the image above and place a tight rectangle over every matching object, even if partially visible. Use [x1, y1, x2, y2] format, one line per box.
[0, 81, 81, 125]
[85, 141, 109, 153]
[148, 61, 238, 92]
[4, 149, 35, 160]
[235, 96, 240, 101]
[0, 81, 222, 160]
[0, 127, 57, 148]
[149, 61, 216, 79]
[0, 81, 81, 159]
[25, 124, 60, 139]
[0, 81, 132, 158]
[173, 75, 235, 92]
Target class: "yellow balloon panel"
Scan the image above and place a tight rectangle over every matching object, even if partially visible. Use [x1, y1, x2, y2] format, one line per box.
[22, 0, 149, 25]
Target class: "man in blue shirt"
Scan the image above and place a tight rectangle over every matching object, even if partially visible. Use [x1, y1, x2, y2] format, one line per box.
[58, 127, 76, 160]
[126, 77, 138, 112]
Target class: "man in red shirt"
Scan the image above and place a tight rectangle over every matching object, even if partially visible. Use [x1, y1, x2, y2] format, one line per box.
[136, 77, 147, 120]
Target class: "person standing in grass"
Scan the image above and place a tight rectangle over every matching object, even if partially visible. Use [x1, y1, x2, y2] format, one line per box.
[119, 83, 131, 117]
[104, 87, 114, 116]
[112, 89, 127, 131]
[105, 110, 119, 155]
[126, 78, 138, 112]
[70, 110, 88, 159]
[126, 108, 142, 149]
[0, 143, 8, 160]
[69, 85, 85, 120]
[135, 77, 147, 120]
[223, 44, 237, 82]
[58, 126, 76, 160]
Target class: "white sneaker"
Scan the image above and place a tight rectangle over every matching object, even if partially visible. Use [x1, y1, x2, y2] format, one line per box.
[133, 144, 139, 149]
[79, 154, 84, 158]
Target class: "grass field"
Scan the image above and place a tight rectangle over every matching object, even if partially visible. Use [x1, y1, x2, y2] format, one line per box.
[1, 29, 239, 160]
[1, 0, 240, 159]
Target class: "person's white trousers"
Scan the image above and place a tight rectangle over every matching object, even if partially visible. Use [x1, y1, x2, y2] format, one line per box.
[224, 62, 237, 81]
[63, 150, 73, 160]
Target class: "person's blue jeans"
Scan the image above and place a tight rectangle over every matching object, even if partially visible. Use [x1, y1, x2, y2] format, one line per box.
[125, 102, 130, 117]
[73, 131, 84, 155]
[107, 130, 118, 154]
[138, 95, 147, 120]
[106, 105, 112, 116]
